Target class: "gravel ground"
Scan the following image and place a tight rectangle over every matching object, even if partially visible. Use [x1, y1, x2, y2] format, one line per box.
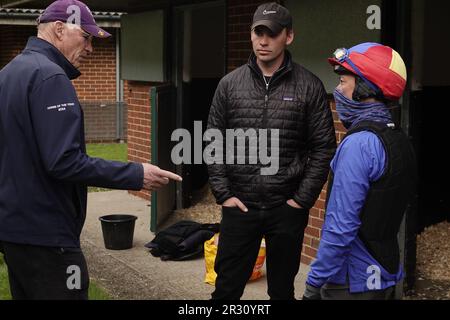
[405, 221, 450, 300]
[161, 185, 221, 228]
[166, 187, 450, 300]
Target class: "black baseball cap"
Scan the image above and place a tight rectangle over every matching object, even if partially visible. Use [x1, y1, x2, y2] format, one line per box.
[251, 2, 292, 35]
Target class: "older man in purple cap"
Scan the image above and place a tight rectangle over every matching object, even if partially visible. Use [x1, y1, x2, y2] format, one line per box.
[35, 0, 112, 68]
[0, 0, 181, 300]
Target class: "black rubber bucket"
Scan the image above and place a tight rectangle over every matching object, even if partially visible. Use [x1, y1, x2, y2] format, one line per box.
[99, 214, 138, 250]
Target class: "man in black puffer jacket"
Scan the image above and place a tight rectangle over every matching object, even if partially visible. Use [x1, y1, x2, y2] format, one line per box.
[207, 3, 336, 300]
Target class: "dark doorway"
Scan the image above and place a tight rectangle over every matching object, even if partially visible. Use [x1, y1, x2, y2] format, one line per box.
[412, 88, 450, 230]
[380, 0, 450, 294]
[173, 1, 226, 208]
[410, 0, 450, 232]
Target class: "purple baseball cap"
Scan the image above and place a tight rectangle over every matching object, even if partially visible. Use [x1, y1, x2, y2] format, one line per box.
[38, 0, 111, 38]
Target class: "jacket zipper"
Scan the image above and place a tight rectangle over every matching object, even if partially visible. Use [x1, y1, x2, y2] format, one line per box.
[263, 76, 270, 127]
[260, 78, 271, 207]
[261, 66, 286, 127]
[251, 64, 288, 207]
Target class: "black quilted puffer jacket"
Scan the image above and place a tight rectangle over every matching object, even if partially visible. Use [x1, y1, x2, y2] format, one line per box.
[207, 51, 336, 210]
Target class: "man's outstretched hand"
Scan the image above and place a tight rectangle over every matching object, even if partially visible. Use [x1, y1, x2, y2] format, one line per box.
[142, 163, 182, 191]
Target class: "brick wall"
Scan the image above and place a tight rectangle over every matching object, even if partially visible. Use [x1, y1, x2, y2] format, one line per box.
[227, 1, 346, 265]
[126, 81, 152, 201]
[0, 25, 123, 142]
[73, 31, 117, 102]
[72, 28, 125, 142]
[0, 25, 117, 101]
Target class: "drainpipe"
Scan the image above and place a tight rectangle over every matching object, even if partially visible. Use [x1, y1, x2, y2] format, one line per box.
[115, 28, 124, 142]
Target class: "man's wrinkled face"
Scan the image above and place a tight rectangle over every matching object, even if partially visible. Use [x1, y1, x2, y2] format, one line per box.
[59, 23, 93, 68]
[251, 26, 293, 64]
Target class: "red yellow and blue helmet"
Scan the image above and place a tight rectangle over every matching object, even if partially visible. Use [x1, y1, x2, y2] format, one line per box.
[328, 42, 407, 101]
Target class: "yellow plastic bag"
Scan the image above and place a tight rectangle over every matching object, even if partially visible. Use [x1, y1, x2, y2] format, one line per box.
[204, 233, 266, 285]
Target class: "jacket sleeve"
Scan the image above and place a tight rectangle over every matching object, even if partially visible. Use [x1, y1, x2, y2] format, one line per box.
[306, 133, 386, 288]
[206, 78, 234, 204]
[293, 81, 336, 209]
[29, 74, 143, 190]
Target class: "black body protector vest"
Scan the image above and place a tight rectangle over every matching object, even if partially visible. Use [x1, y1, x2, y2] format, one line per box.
[328, 121, 417, 274]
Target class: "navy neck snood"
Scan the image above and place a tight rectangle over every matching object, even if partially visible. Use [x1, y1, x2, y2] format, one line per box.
[333, 89, 392, 129]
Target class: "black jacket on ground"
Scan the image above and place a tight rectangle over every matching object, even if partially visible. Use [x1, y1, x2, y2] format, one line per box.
[207, 51, 336, 209]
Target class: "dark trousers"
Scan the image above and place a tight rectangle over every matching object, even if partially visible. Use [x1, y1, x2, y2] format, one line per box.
[321, 282, 395, 300]
[0, 241, 89, 300]
[211, 203, 309, 300]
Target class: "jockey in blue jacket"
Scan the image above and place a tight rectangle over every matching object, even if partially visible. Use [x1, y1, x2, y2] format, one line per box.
[303, 43, 417, 300]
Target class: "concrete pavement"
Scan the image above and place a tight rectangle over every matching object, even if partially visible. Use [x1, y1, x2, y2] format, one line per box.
[81, 190, 309, 300]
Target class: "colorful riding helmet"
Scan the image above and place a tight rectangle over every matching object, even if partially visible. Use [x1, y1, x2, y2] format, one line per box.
[328, 42, 407, 101]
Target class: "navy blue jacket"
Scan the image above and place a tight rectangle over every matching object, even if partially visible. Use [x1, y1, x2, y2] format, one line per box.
[0, 37, 143, 248]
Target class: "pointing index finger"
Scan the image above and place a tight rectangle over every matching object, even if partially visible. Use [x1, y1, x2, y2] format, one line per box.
[158, 169, 182, 181]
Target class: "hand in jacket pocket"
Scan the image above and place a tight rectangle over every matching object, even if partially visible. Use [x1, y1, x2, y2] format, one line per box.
[222, 197, 248, 212]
